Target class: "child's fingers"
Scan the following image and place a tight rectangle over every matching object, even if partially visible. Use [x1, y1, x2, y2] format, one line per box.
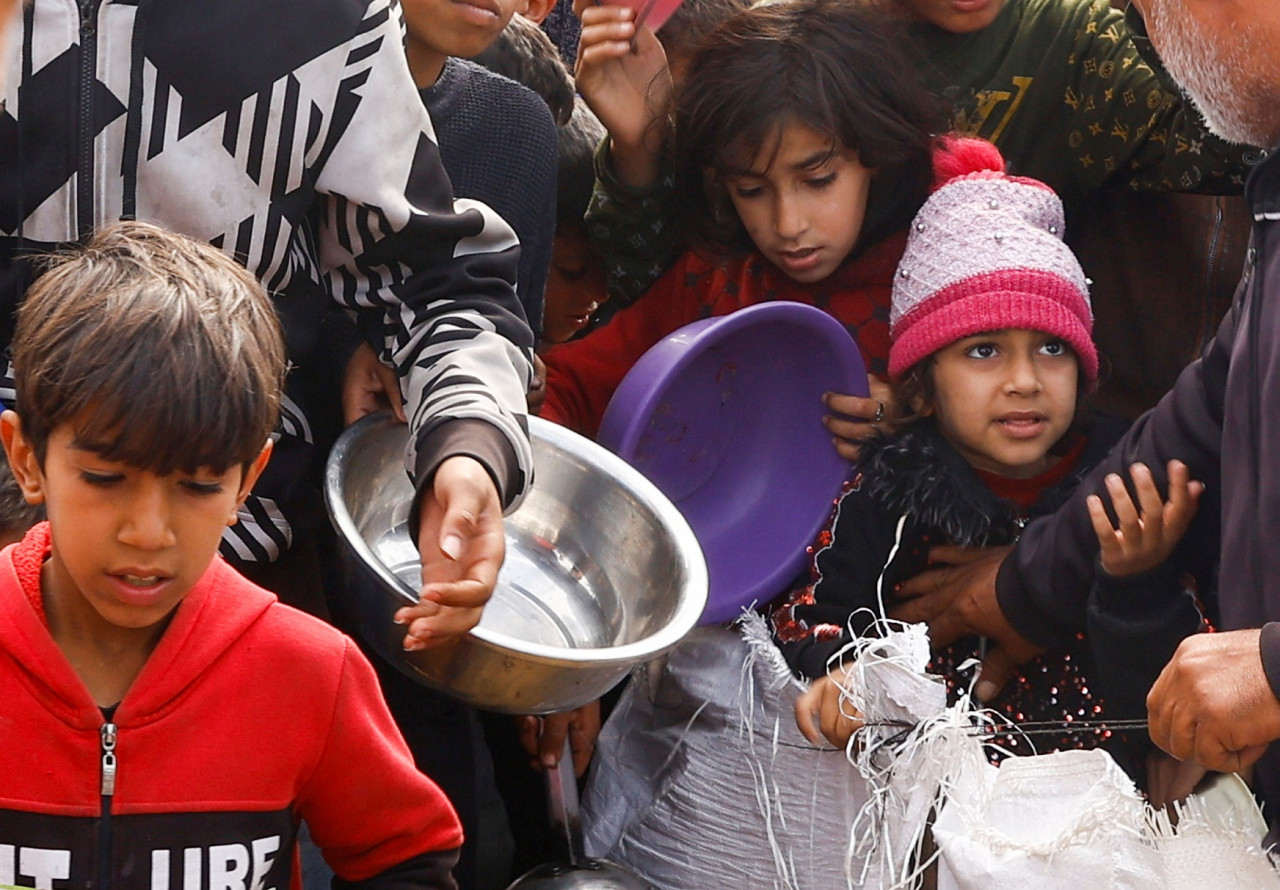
[823, 413, 877, 442]
[832, 437, 861, 463]
[794, 681, 827, 746]
[820, 680, 862, 749]
[1087, 494, 1122, 558]
[576, 2, 633, 25]
[576, 8, 638, 60]
[1163, 460, 1202, 509]
[576, 30, 637, 64]
[1104, 471, 1142, 538]
[1129, 463, 1167, 530]
[1162, 462, 1204, 538]
[823, 390, 882, 422]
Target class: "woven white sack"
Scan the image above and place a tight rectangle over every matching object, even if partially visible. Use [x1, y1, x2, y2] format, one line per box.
[580, 618, 947, 889]
[933, 747, 1280, 889]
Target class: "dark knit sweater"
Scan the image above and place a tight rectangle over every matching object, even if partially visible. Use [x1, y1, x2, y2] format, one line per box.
[422, 58, 559, 339]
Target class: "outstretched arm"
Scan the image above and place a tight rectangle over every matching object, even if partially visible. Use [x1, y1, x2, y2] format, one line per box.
[316, 3, 536, 642]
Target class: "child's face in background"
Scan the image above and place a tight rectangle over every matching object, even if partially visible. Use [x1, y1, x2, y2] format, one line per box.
[543, 227, 608, 345]
[922, 329, 1078, 479]
[403, 0, 528, 70]
[889, 0, 1006, 33]
[724, 122, 873, 285]
[1, 413, 269, 634]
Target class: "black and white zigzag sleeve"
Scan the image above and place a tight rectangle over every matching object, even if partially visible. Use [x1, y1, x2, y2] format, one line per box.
[311, 0, 535, 507]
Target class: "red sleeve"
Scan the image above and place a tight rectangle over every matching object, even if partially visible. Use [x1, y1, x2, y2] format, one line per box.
[295, 639, 463, 882]
[541, 252, 708, 438]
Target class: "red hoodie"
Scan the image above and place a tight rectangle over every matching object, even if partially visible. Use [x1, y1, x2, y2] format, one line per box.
[0, 523, 462, 890]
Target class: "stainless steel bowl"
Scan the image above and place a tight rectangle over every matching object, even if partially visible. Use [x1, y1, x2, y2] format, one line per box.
[325, 413, 708, 714]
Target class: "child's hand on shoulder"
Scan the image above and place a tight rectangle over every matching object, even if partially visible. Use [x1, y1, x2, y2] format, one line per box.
[794, 664, 863, 749]
[1086, 460, 1204, 578]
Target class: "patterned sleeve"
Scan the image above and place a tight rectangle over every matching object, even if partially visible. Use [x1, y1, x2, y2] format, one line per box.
[312, 0, 535, 508]
[1061, 0, 1257, 195]
[584, 139, 686, 307]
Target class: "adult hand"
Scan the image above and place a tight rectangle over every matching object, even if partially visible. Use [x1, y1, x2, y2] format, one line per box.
[342, 340, 406, 425]
[1147, 629, 1280, 773]
[516, 700, 603, 777]
[1087, 459, 1203, 578]
[891, 544, 1044, 702]
[395, 455, 505, 648]
[823, 375, 893, 461]
[794, 669, 863, 749]
[574, 2, 673, 188]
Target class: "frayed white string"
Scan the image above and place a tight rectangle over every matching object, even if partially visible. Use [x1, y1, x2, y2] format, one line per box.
[738, 614, 805, 890]
[876, 513, 909, 620]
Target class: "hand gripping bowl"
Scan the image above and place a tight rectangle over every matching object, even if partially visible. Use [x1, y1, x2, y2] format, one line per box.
[325, 413, 708, 714]
[597, 302, 868, 625]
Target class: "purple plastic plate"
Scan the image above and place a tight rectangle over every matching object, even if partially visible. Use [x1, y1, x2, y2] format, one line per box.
[598, 302, 868, 624]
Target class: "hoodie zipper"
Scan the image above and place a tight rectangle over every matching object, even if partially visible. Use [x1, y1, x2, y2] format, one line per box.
[99, 721, 117, 890]
[77, 0, 102, 239]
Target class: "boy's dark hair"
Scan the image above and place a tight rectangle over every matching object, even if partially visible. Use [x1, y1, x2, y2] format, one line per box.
[14, 220, 287, 475]
[472, 14, 576, 126]
[558, 97, 608, 229]
[673, 0, 947, 258]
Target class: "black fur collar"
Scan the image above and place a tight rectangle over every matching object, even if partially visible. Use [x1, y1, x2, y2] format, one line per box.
[853, 414, 1130, 548]
[857, 425, 1020, 548]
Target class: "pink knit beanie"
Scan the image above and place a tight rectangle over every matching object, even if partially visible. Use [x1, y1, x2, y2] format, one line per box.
[888, 139, 1098, 384]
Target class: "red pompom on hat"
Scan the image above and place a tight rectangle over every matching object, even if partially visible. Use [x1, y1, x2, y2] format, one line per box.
[931, 136, 1006, 189]
[889, 138, 1098, 384]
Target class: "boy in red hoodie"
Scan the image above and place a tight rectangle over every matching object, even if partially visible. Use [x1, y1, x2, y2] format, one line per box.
[0, 221, 463, 890]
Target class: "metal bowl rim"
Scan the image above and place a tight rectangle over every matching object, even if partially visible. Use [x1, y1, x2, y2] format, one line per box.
[324, 413, 709, 665]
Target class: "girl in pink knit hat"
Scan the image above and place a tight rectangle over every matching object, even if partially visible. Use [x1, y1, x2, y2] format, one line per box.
[773, 143, 1215, 784]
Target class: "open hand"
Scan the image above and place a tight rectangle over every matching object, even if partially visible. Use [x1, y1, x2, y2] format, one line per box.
[823, 375, 893, 462]
[1147, 628, 1280, 773]
[891, 544, 1044, 701]
[395, 455, 505, 648]
[1087, 459, 1203, 578]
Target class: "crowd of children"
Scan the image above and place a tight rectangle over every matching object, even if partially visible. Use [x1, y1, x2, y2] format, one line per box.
[0, 0, 1274, 887]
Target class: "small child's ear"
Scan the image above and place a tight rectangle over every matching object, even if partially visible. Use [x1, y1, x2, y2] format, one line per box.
[0, 411, 45, 505]
[228, 440, 274, 527]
